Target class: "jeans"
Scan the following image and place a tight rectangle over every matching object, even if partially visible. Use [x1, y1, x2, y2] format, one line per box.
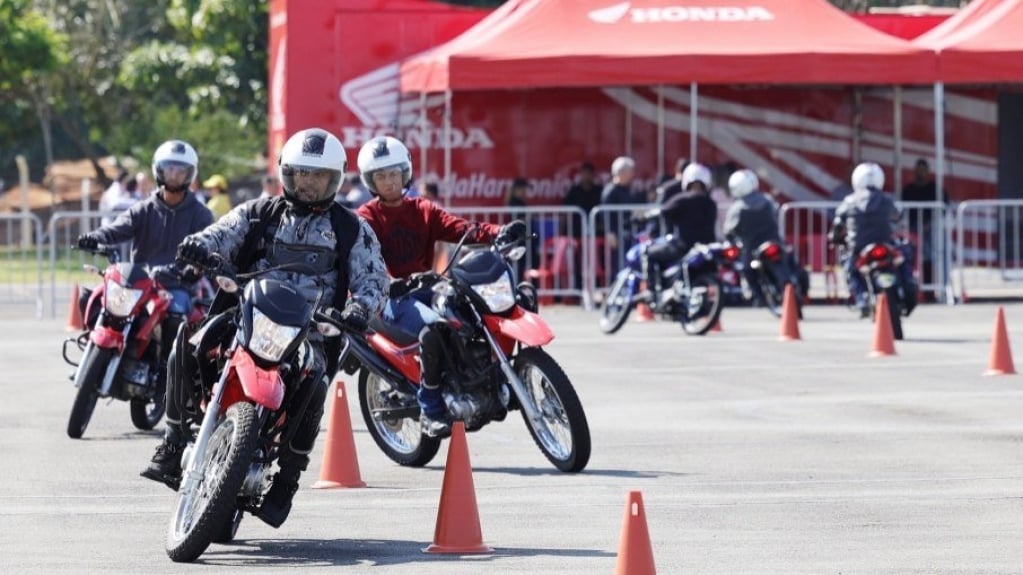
[382, 288, 440, 339]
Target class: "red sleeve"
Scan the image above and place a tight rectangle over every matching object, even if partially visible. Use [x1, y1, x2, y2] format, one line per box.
[428, 201, 501, 244]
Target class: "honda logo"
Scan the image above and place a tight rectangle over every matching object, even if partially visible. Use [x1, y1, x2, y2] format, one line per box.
[588, 2, 774, 24]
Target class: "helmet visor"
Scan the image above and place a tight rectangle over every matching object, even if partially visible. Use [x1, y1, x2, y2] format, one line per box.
[156, 160, 195, 191]
[282, 166, 341, 205]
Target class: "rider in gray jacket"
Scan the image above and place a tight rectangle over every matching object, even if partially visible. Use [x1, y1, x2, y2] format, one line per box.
[141, 128, 388, 530]
[723, 169, 783, 305]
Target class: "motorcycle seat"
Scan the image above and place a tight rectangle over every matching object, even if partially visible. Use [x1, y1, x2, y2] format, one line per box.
[367, 318, 419, 347]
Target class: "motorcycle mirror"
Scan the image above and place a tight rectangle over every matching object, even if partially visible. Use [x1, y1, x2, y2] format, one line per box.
[506, 246, 527, 261]
[315, 321, 341, 337]
[82, 264, 100, 275]
[216, 276, 239, 294]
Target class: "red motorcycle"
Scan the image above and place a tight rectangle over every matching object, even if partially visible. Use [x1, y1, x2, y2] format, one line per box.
[63, 245, 208, 438]
[343, 227, 591, 472]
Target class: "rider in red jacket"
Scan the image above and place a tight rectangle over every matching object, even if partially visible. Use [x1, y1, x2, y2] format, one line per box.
[356, 136, 524, 436]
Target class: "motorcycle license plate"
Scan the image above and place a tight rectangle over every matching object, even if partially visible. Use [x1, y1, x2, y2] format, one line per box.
[876, 273, 896, 289]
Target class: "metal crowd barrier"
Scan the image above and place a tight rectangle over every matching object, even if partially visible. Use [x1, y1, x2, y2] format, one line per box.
[47, 211, 121, 318]
[955, 199, 1023, 302]
[0, 213, 45, 318]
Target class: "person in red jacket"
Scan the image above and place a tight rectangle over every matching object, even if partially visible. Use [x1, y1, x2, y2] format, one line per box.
[356, 136, 525, 436]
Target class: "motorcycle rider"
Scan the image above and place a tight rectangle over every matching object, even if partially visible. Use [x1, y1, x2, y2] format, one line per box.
[140, 128, 389, 529]
[829, 162, 918, 317]
[75, 140, 214, 387]
[635, 162, 718, 300]
[355, 136, 526, 438]
[722, 169, 784, 305]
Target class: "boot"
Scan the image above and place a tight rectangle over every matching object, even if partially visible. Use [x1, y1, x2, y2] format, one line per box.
[140, 427, 185, 491]
[256, 452, 307, 529]
[417, 384, 451, 438]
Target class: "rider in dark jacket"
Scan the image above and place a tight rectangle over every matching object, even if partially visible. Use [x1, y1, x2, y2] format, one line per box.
[829, 162, 917, 317]
[140, 128, 388, 530]
[722, 169, 783, 305]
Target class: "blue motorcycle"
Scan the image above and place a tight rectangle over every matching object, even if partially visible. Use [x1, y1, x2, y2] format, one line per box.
[599, 234, 736, 336]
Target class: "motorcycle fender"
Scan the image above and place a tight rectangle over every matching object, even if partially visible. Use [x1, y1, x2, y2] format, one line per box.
[135, 294, 171, 351]
[84, 284, 104, 330]
[227, 347, 284, 410]
[367, 334, 422, 383]
[483, 306, 554, 348]
[91, 325, 124, 350]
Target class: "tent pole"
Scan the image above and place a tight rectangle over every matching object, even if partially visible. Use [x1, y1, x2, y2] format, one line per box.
[852, 88, 863, 165]
[657, 85, 665, 178]
[444, 89, 452, 208]
[893, 86, 903, 200]
[934, 82, 945, 205]
[420, 92, 428, 186]
[625, 90, 633, 158]
[690, 82, 698, 163]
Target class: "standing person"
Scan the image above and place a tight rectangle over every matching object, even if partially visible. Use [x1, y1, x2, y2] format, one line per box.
[901, 158, 941, 300]
[99, 169, 132, 225]
[355, 136, 525, 437]
[140, 128, 388, 529]
[76, 140, 214, 409]
[202, 174, 232, 220]
[829, 162, 918, 317]
[655, 158, 690, 205]
[135, 172, 155, 199]
[259, 174, 281, 199]
[562, 161, 603, 227]
[417, 181, 440, 203]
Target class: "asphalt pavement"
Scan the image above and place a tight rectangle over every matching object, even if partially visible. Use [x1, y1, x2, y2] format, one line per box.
[1, 302, 1022, 574]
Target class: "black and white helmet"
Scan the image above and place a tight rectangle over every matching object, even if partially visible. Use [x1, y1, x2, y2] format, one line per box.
[278, 128, 347, 211]
[357, 136, 412, 195]
[851, 162, 885, 193]
[728, 169, 759, 199]
[152, 140, 198, 193]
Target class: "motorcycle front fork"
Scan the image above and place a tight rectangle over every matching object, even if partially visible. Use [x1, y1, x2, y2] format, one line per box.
[180, 342, 238, 493]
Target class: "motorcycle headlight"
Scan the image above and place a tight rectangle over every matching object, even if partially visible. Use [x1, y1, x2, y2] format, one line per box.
[248, 308, 302, 362]
[471, 271, 515, 313]
[105, 280, 144, 317]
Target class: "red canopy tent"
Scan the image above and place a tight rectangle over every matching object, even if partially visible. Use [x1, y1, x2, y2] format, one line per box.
[915, 0, 1023, 83]
[400, 0, 937, 92]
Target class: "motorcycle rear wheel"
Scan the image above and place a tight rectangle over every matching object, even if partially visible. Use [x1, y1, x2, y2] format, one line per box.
[166, 403, 259, 563]
[130, 394, 166, 431]
[680, 275, 723, 336]
[514, 348, 591, 473]
[885, 287, 904, 341]
[599, 272, 633, 335]
[358, 370, 441, 467]
[67, 347, 114, 439]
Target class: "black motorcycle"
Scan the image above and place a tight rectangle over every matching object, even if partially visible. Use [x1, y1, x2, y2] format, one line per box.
[746, 240, 808, 318]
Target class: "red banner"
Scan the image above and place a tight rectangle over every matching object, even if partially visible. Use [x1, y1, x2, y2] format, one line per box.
[270, 0, 995, 208]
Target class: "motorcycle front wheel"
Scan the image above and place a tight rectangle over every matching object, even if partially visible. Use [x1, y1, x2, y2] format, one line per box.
[599, 272, 634, 335]
[680, 275, 723, 336]
[358, 370, 441, 467]
[67, 347, 115, 439]
[166, 403, 259, 563]
[130, 394, 166, 431]
[514, 348, 591, 473]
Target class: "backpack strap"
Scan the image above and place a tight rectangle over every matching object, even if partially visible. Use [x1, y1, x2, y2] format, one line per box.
[328, 202, 361, 312]
[234, 196, 288, 272]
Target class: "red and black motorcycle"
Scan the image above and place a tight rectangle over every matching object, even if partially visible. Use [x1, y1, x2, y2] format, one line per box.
[343, 227, 591, 473]
[63, 245, 208, 439]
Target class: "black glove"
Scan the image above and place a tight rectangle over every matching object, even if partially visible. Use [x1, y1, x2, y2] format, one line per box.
[389, 272, 439, 298]
[340, 301, 370, 332]
[76, 233, 100, 251]
[179, 265, 202, 284]
[176, 238, 212, 268]
[496, 219, 527, 244]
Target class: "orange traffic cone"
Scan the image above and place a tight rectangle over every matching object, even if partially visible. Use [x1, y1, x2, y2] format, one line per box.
[869, 293, 897, 357]
[424, 421, 493, 554]
[709, 317, 723, 332]
[66, 283, 84, 331]
[778, 284, 801, 341]
[984, 306, 1016, 376]
[312, 379, 366, 489]
[614, 491, 657, 575]
[635, 281, 655, 322]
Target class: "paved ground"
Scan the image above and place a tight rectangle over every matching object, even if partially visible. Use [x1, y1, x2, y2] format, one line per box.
[1, 302, 1022, 574]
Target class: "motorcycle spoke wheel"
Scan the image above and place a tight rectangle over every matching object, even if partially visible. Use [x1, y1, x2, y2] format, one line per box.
[680, 276, 723, 336]
[67, 347, 114, 439]
[166, 403, 258, 563]
[599, 273, 633, 335]
[358, 371, 440, 467]
[514, 348, 590, 473]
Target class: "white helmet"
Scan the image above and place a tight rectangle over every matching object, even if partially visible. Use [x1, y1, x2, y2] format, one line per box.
[728, 169, 759, 199]
[681, 162, 712, 191]
[278, 128, 347, 211]
[851, 162, 885, 193]
[151, 140, 198, 193]
[357, 136, 412, 195]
